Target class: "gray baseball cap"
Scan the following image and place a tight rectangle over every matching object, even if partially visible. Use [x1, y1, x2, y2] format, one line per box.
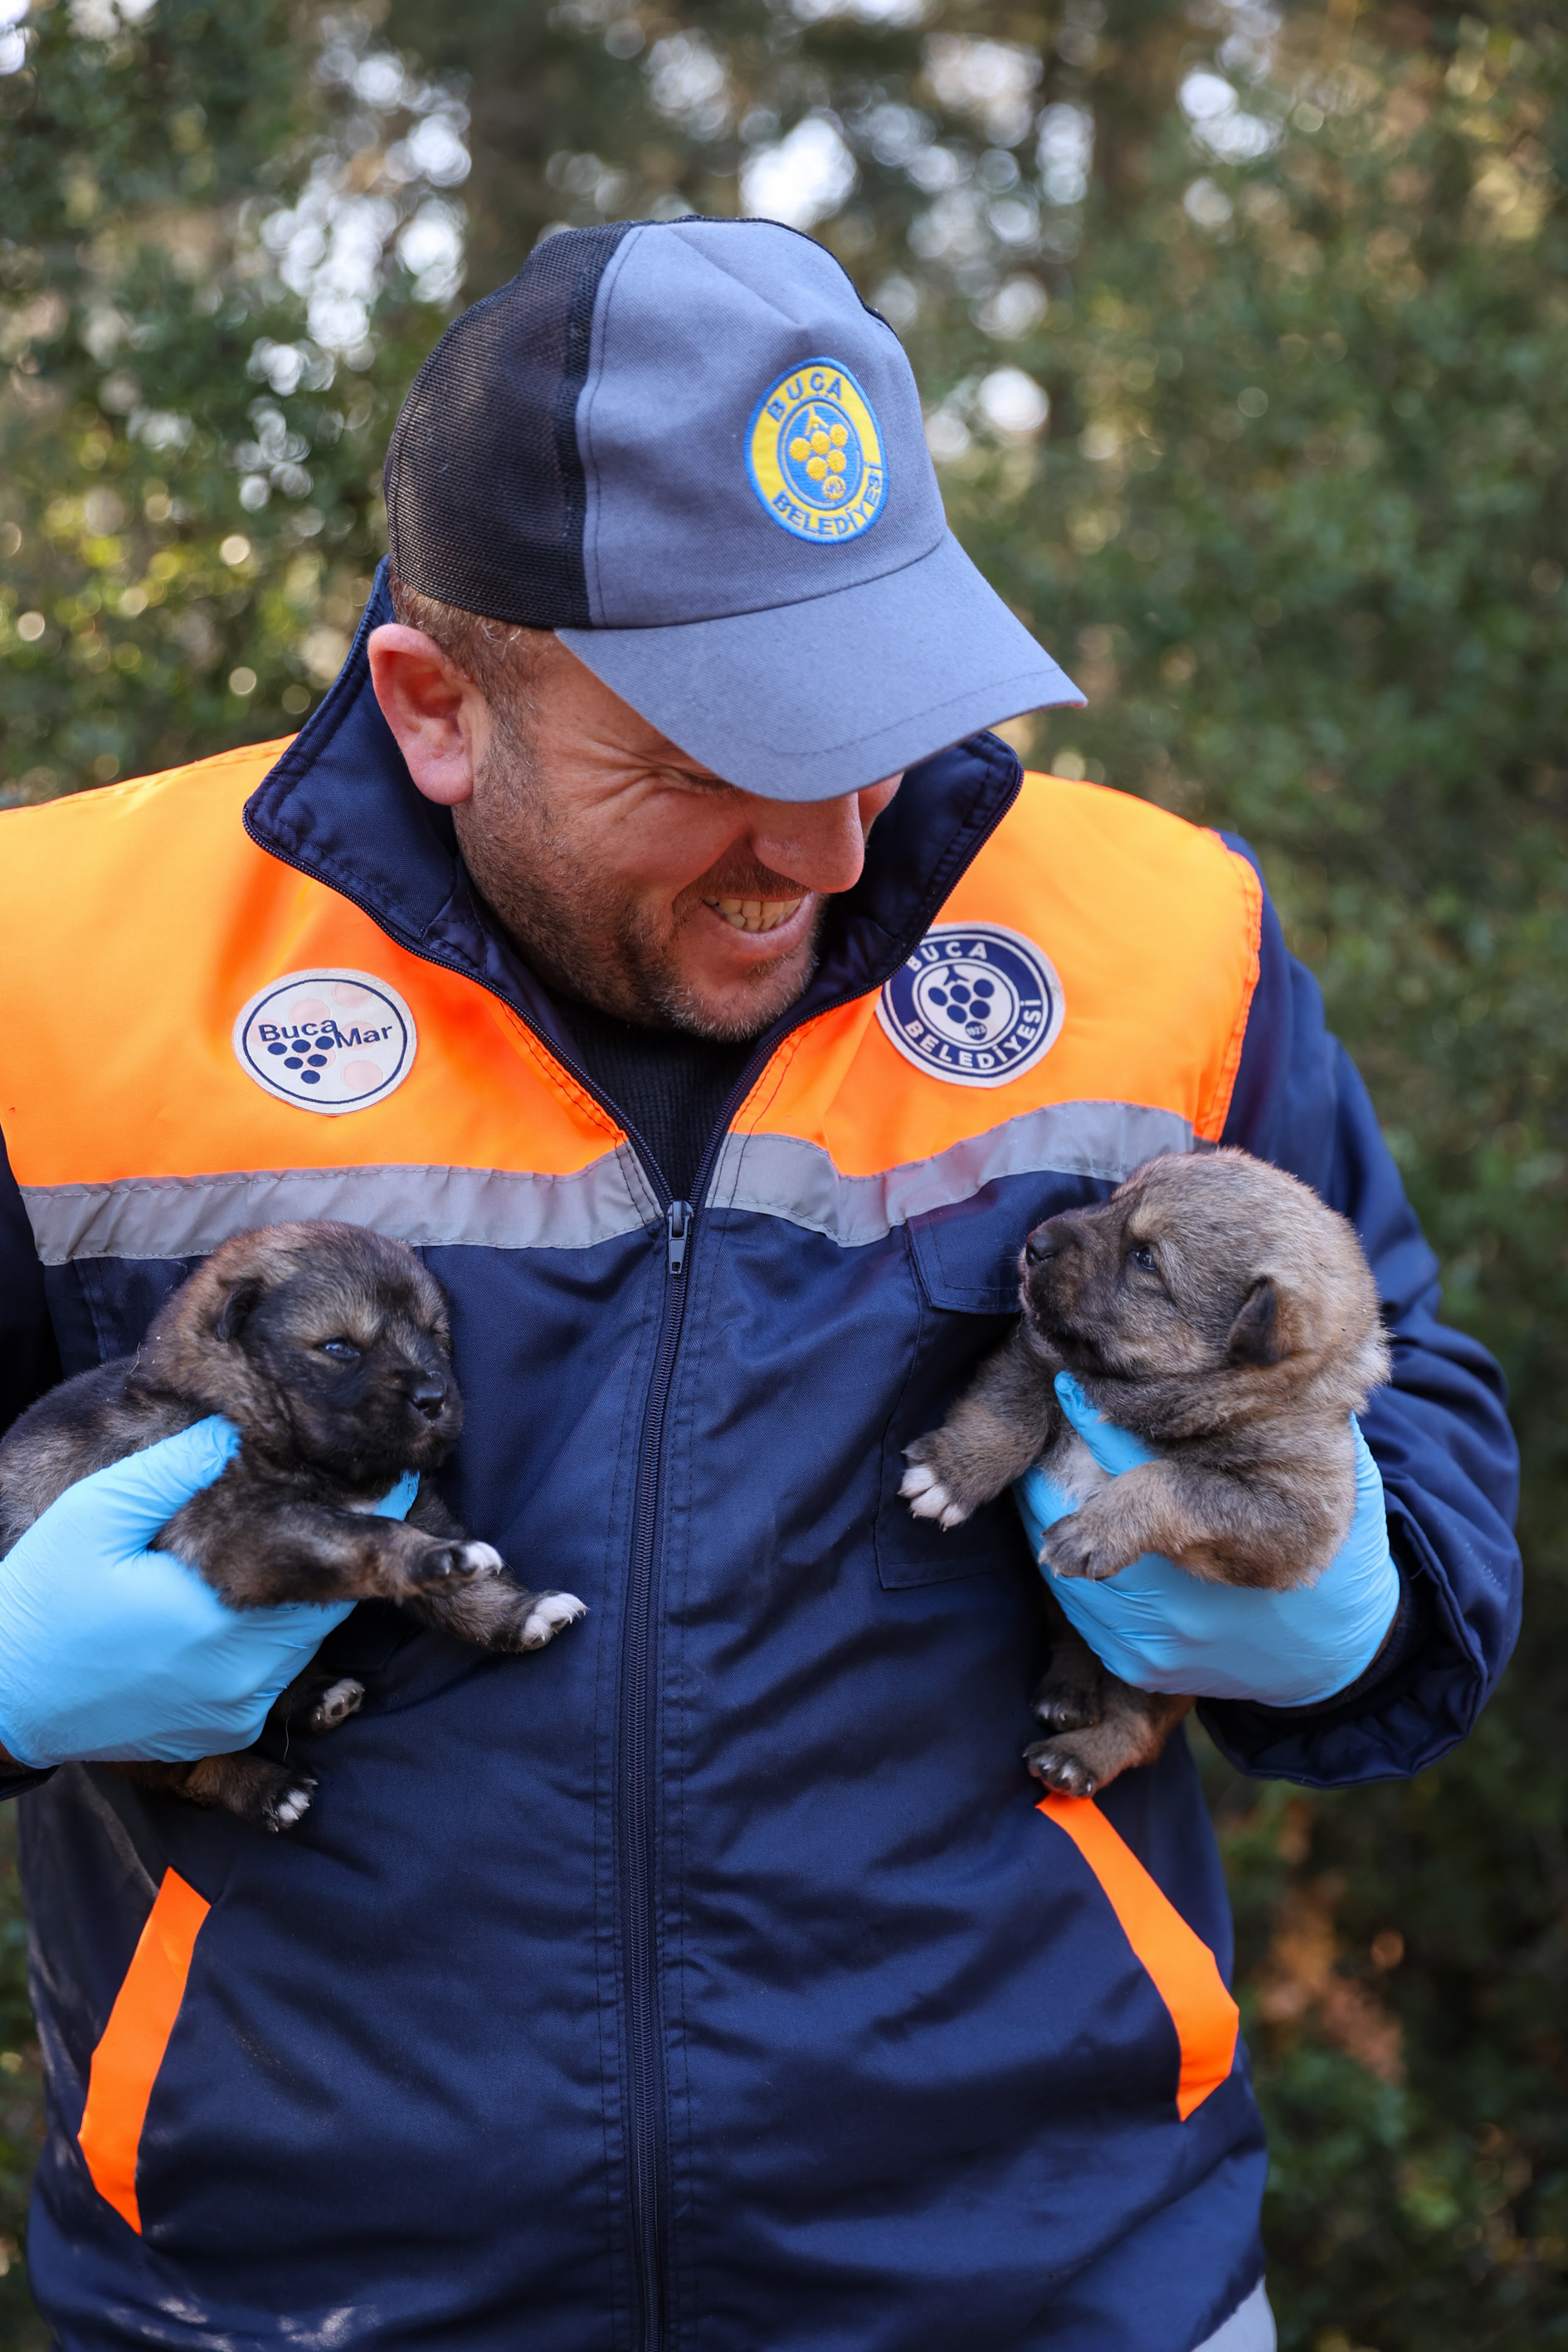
[385, 216, 1082, 801]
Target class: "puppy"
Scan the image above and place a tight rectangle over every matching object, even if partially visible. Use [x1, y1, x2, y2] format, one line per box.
[899, 1151, 1390, 1796]
[0, 1220, 585, 1831]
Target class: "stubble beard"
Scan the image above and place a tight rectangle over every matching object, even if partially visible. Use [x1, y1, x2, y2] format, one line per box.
[453, 700, 824, 1043]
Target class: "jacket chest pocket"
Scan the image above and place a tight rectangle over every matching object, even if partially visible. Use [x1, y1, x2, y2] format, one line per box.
[874, 1176, 1103, 1591]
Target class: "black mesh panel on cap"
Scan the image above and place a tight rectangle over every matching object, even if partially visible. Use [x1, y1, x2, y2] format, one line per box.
[384, 222, 631, 629]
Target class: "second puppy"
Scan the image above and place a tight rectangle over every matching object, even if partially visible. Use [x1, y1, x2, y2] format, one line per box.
[900, 1151, 1389, 1795]
[0, 1220, 585, 1831]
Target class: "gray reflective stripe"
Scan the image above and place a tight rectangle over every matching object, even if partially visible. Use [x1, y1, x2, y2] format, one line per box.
[1192, 2280, 1274, 2352]
[20, 1152, 662, 1265]
[704, 1100, 1195, 1248]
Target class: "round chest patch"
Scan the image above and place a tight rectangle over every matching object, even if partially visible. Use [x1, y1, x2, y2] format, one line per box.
[876, 923, 1065, 1089]
[232, 969, 416, 1115]
[747, 358, 888, 543]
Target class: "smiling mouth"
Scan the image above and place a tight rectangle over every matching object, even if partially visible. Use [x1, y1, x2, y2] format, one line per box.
[703, 894, 806, 935]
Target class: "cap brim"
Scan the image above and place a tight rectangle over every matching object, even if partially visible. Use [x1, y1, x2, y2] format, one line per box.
[556, 530, 1083, 801]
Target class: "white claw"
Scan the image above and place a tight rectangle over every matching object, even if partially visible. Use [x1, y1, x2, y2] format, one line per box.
[275, 1786, 314, 1826]
[906, 1480, 952, 1522]
[939, 1501, 971, 1530]
[460, 1541, 504, 1577]
[899, 1463, 938, 1499]
[522, 1591, 587, 1649]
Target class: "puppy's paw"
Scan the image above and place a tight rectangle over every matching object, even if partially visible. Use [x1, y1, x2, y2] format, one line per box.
[520, 1590, 587, 1651]
[1032, 1678, 1103, 1734]
[1039, 1510, 1130, 1583]
[898, 1462, 968, 1529]
[261, 1773, 319, 1833]
[1024, 1739, 1099, 1799]
[899, 1439, 976, 1530]
[302, 1676, 364, 1734]
[413, 1538, 504, 1585]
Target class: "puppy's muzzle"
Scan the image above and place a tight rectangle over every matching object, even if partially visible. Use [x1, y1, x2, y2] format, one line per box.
[1021, 1216, 1095, 1356]
[1024, 1217, 1082, 1268]
[402, 1374, 449, 1421]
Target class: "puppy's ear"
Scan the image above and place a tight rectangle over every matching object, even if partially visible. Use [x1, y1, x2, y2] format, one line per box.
[213, 1278, 264, 1346]
[1226, 1276, 1290, 1367]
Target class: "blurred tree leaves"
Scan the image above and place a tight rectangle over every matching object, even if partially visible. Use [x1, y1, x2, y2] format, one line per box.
[0, 0, 471, 796]
[3, 0, 1568, 2346]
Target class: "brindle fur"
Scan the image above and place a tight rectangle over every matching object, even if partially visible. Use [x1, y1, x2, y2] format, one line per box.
[900, 1151, 1390, 1797]
[0, 1220, 585, 1832]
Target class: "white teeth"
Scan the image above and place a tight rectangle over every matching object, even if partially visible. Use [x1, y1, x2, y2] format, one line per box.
[704, 894, 805, 935]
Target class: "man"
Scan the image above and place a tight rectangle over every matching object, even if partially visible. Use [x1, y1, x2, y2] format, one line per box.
[0, 220, 1519, 2351]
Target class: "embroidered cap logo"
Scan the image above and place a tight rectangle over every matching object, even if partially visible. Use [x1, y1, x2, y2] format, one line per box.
[233, 969, 417, 1114]
[747, 358, 888, 543]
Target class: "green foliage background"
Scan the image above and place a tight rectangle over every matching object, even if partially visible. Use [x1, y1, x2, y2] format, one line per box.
[2, 0, 1565, 2344]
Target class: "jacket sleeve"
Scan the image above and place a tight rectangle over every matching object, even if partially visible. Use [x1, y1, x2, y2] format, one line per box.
[0, 1122, 61, 1794]
[1, 1122, 58, 1441]
[1198, 843, 1522, 1786]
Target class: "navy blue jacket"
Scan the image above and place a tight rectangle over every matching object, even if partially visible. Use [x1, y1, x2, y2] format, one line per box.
[0, 581, 1520, 2351]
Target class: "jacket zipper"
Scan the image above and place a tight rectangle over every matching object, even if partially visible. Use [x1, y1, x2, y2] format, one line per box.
[611, 1080, 800, 2350]
[621, 1196, 691, 2352]
[246, 771, 1020, 2352]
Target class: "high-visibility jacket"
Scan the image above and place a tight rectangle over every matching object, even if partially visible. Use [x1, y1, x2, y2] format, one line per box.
[0, 569, 1520, 2352]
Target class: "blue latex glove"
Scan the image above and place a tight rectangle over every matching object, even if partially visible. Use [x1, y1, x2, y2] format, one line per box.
[1014, 1373, 1399, 1707]
[0, 1419, 419, 1770]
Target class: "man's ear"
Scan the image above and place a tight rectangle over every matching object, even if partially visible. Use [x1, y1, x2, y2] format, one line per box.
[366, 623, 487, 808]
[1226, 1276, 1290, 1366]
[214, 1279, 264, 1346]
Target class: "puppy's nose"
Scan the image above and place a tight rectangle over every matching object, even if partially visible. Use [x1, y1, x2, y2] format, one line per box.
[1025, 1227, 1069, 1266]
[407, 1376, 447, 1420]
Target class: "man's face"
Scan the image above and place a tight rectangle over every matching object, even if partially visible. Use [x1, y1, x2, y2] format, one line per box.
[368, 624, 903, 1040]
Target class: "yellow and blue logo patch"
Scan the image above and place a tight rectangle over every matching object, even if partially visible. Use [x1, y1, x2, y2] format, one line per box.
[747, 358, 888, 543]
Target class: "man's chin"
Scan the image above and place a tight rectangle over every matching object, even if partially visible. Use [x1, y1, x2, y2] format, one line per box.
[651, 937, 820, 1042]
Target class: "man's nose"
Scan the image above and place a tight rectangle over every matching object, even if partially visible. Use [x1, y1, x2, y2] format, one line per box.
[747, 789, 877, 898]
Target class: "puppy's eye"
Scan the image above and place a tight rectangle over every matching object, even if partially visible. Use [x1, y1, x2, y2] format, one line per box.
[1127, 1244, 1157, 1272]
[318, 1339, 361, 1361]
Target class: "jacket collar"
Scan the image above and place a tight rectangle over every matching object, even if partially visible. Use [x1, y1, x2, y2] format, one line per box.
[245, 561, 1023, 1068]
